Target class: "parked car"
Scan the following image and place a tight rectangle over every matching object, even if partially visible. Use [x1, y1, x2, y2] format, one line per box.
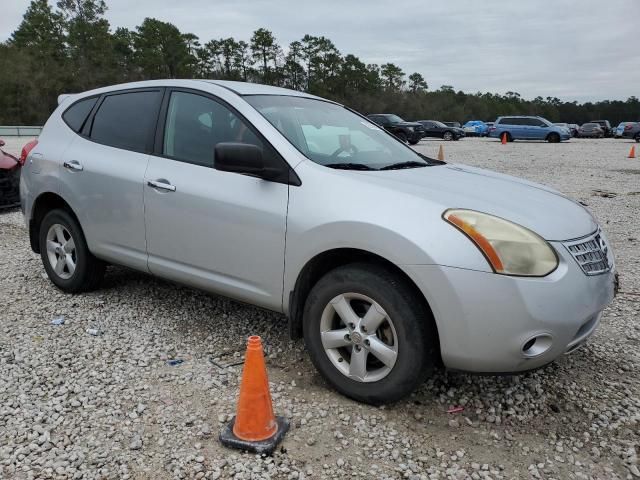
[21, 80, 617, 404]
[443, 122, 461, 128]
[621, 122, 640, 142]
[366, 114, 425, 145]
[489, 116, 571, 142]
[0, 139, 22, 208]
[578, 123, 605, 138]
[589, 120, 612, 137]
[568, 124, 580, 137]
[462, 120, 489, 137]
[416, 120, 465, 141]
[615, 122, 635, 138]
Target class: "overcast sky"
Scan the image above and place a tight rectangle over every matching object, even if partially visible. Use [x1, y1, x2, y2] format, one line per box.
[2, 0, 638, 102]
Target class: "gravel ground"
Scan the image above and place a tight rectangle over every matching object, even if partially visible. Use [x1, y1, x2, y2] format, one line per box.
[1, 137, 639, 480]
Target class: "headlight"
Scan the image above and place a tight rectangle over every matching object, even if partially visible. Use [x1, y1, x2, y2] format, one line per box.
[443, 209, 558, 276]
[407, 127, 414, 132]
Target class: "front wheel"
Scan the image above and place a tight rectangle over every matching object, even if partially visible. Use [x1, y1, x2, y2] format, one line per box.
[303, 263, 437, 404]
[39, 209, 105, 293]
[396, 132, 408, 143]
[443, 131, 454, 141]
[547, 133, 561, 143]
[635, 134, 639, 143]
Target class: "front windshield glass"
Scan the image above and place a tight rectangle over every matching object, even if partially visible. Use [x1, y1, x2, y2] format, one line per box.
[386, 114, 405, 123]
[244, 95, 433, 170]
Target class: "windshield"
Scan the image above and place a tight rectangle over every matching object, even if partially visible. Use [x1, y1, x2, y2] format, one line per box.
[386, 114, 405, 123]
[244, 95, 434, 170]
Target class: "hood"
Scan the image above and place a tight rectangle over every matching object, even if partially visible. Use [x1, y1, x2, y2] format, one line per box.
[396, 121, 423, 128]
[357, 163, 597, 241]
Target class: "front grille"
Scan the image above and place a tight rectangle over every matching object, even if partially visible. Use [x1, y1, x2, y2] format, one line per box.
[564, 231, 611, 275]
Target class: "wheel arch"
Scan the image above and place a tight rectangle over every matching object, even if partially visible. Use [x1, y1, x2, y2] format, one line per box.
[29, 192, 80, 253]
[499, 130, 512, 141]
[287, 247, 441, 362]
[546, 131, 561, 142]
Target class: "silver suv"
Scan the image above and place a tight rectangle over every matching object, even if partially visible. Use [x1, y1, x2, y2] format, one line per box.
[21, 80, 617, 404]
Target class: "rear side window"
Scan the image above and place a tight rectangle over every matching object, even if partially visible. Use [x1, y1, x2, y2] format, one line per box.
[62, 97, 98, 133]
[90, 91, 161, 152]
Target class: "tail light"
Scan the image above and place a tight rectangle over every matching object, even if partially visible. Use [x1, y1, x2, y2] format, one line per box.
[489, 126, 496, 132]
[19, 139, 38, 166]
[625, 124, 633, 130]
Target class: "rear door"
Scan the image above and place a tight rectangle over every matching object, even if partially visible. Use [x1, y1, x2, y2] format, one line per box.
[143, 89, 290, 311]
[60, 88, 163, 271]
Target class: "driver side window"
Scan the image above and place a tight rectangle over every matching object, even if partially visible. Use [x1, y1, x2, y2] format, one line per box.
[163, 91, 264, 167]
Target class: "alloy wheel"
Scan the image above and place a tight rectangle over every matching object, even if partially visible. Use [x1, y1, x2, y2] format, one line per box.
[46, 223, 76, 279]
[319, 293, 398, 382]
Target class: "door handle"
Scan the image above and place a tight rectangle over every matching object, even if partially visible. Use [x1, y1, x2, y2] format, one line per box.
[147, 180, 176, 192]
[63, 160, 83, 171]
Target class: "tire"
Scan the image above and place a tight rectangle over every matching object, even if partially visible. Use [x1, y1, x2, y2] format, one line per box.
[302, 263, 437, 404]
[408, 138, 419, 145]
[635, 134, 640, 143]
[396, 132, 408, 143]
[39, 209, 105, 293]
[502, 132, 513, 142]
[443, 131, 454, 141]
[547, 133, 560, 143]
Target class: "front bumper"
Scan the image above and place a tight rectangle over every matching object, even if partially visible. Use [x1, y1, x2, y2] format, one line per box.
[404, 237, 616, 373]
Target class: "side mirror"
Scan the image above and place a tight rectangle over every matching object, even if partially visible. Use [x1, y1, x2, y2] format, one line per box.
[214, 142, 265, 178]
[0, 139, 5, 147]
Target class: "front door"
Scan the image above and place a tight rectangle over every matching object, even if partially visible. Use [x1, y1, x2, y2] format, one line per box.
[143, 90, 289, 311]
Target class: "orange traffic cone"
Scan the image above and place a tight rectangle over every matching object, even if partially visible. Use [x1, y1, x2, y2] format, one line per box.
[501, 133, 507, 145]
[437, 145, 445, 161]
[629, 146, 636, 159]
[219, 336, 289, 454]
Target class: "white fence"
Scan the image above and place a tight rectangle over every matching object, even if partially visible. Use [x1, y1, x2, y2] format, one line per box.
[0, 126, 43, 136]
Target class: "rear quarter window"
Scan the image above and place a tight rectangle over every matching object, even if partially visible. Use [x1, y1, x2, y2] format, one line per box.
[90, 90, 162, 152]
[62, 96, 98, 133]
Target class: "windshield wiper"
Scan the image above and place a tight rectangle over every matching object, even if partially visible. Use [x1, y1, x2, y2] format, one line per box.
[325, 162, 377, 171]
[380, 161, 429, 170]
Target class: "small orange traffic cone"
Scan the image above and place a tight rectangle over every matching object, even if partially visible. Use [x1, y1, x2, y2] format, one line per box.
[219, 336, 289, 454]
[501, 133, 507, 145]
[629, 145, 636, 159]
[437, 145, 445, 161]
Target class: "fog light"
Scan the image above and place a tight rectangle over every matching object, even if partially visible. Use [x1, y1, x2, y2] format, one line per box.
[521, 334, 553, 358]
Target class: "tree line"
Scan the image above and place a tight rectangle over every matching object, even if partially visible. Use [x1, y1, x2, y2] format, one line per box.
[1, 0, 638, 126]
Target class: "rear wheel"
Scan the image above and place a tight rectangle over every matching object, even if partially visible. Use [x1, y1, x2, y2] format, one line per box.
[443, 131, 454, 141]
[547, 132, 561, 143]
[39, 209, 105, 293]
[635, 134, 639, 143]
[303, 263, 437, 404]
